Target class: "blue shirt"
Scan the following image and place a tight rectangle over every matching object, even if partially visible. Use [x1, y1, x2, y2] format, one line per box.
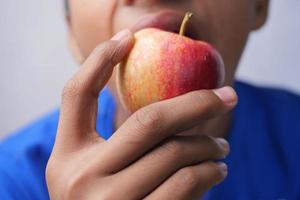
[0, 81, 300, 200]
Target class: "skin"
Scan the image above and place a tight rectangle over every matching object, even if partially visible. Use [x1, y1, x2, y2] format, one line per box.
[46, 0, 269, 199]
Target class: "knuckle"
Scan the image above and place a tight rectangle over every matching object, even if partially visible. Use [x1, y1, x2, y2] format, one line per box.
[188, 90, 211, 107]
[162, 138, 183, 156]
[188, 90, 220, 119]
[62, 78, 83, 102]
[94, 41, 116, 55]
[93, 41, 119, 66]
[46, 160, 91, 200]
[134, 106, 164, 134]
[64, 171, 90, 199]
[45, 159, 56, 184]
[178, 167, 199, 187]
[97, 187, 118, 200]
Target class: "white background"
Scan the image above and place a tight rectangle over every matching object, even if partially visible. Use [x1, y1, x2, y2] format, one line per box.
[0, 0, 300, 138]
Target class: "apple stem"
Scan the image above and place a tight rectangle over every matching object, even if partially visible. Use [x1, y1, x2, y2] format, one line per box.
[179, 12, 193, 36]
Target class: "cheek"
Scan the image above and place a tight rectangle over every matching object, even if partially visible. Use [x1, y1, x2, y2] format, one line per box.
[200, 0, 254, 82]
[70, 0, 117, 58]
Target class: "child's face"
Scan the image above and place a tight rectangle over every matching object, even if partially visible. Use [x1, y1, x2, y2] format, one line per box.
[68, 0, 268, 85]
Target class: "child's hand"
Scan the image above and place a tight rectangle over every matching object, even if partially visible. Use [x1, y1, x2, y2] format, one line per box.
[46, 29, 236, 200]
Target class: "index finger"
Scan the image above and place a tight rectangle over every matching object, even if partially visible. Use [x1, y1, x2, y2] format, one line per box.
[56, 30, 134, 148]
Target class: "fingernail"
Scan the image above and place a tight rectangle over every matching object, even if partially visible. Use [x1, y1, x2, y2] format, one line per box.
[213, 86, 237, 105]
[217, 162, 228, 176]
[111, 29, 131, 41]
[216, 138, 230, 157]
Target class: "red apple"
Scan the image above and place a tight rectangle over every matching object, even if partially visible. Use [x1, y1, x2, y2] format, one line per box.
[117, 13, 225, 112]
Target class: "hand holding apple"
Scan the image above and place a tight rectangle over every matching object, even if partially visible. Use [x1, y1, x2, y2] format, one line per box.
[48, 28, 232, 200]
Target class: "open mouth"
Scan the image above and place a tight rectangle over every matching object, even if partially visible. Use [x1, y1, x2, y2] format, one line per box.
[130, 10, 201, 40]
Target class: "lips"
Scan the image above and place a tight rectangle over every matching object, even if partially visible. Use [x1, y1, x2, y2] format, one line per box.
[130, 10, 201, 40]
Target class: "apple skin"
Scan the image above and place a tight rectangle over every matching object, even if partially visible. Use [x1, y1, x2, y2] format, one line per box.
[117, 28, 225, 112]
